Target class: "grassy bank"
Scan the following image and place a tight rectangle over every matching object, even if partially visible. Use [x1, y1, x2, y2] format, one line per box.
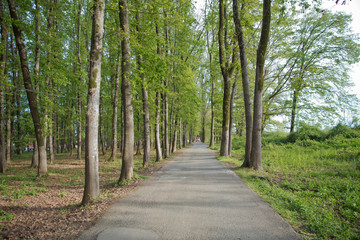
[213, 126, 360, 239]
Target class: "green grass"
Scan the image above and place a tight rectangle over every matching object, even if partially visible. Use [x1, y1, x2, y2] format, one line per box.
[215, 135, 360, 240]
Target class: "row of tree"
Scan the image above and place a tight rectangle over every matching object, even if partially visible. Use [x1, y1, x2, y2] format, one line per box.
[198, 0, 359, 170]
[0, 0, 203, 204]
[0, 0, 359, 203]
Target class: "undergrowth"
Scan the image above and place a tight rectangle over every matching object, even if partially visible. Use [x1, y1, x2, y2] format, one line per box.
[215, 124, 360, 240]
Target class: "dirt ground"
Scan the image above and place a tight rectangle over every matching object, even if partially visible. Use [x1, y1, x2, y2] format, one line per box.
[0, 151, 174, 240]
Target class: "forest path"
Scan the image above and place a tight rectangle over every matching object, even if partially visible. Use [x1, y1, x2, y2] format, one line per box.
[78, 143, 301, 240]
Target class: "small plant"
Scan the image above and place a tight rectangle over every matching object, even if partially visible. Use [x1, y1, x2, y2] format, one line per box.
[60, 191, 66, 198]
[0, 210, 13, 222]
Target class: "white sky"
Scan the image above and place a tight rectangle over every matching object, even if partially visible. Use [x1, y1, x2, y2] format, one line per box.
[194, 0, 360, 98]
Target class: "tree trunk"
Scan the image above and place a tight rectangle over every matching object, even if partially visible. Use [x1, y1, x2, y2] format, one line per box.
[32, 141, 38, 167]
[250, 0, 271, 171]
[155, 92, 162, 162]
[209, 76, 215, 147]
[8, 0, 47, 176]
[233, 0, 253, 167]
[6, 93, 11, 163]
[220, 76, 231, 156]
[228, 80, 237, 156]
[172, 118, 177, 153]
[136, 115, 141, 155]
[290, 89, 298, 133]
[76, 2, 83, 160]
[218, 0, 236, 157]
[81, 0, 104, 205]
[119, 0, 134, 183]
[183, 123, 187, 147]
[178, 119, 182, 149]
[142, 86, 150, 167]
[99, 100, 105, 156]
[109, 46, 120, 162]
[0, 0, 7, 172]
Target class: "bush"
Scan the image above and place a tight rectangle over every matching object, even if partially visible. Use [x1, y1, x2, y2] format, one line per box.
[287, 123, 326, 143]
[327, 123, 360, 139]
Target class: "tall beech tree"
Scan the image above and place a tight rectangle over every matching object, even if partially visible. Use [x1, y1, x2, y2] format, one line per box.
[249, 0, 271, 170]
[232, 0, 253, 167]
[82, 0, 104, 205]
[218, 0, 237, 157]
[8, 0, 48, 176]
[119, 0, 134, 183]
[0, 0, 7, 173]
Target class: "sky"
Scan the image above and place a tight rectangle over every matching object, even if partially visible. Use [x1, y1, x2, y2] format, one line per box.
[194, 0, 360, 98]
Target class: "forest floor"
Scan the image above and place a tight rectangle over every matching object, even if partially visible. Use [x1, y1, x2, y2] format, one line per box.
[0, 149, 176, 240]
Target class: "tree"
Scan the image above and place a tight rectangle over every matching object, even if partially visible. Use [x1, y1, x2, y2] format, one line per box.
[119, 0, 134, 183]
[232, 0, 253, 167]
[7, 0, 48, 177]
[0, 0, 8, 173]
[218, 0, 237, 156]
[249, 0, 271, 170]
[82, 0, 104, 205]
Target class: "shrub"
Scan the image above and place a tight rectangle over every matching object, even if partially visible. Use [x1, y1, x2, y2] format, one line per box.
[287, 123, 326, 143]
[327, 123, 360, 139]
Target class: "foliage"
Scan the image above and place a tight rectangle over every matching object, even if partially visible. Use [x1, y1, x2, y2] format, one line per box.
[287, 122, 326, 143]
[216, 126, 360, 239]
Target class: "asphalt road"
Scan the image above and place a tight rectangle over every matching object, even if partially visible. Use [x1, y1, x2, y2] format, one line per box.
[78, 143, 301, 240]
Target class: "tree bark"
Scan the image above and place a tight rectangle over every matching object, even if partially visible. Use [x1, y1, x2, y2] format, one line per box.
[290, 89, 298, 133]
[155, 92, 162, 162]
[218, 0, 236, 156]
[0, 0, 7, 172]
[81, 0, 104, 205]
[228, 80, 237, 156]
[109, 44, 120, 161]
[99, 100, 105, 156]
[250, 0, 271, 171]
[119, 0, 134, 183]
[8, 0, 48, 176]
[233, 0, 253, 167]
[76, 2, 82, 160]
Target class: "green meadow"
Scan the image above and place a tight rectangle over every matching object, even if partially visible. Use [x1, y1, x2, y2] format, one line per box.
[214, 124, 360, 239]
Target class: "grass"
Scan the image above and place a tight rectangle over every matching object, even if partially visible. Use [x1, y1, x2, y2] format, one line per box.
[214, 134, 360, 240]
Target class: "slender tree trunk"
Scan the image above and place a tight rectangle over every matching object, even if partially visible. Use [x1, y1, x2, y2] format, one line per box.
[136, 115, 141, 155]
[76, 2, 83, 160]
[8, 0, 47, 176]
[250, 0, 271, 171]
[81, 0, 104, 205]
[10, 34, 20, 156]
[32, 141, 38, 167]
[109, 46, 120, 161]
[183, 123, 187, 147]
[119, 0, 134, 183]
[172, 118, 177, 153]
[178, 119, 182, 149]
[233, 0, 253, 167]
[99, 100, 105, 156]
[6, 93, 11, 163]
[142, 86, 150, 166]
[155, 92, 162, 162]
[209, 78, 215, 147]
[218, 0, 236, 156]
[155, 24, 162, 162]
[290, 89, 298, 133]
[0, 0, 7, 172]
[220, 76, 231, 156]
[228, 80, 237, 156]
[163, 12, 169, 159]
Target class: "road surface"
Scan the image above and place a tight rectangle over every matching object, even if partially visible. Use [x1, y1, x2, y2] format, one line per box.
[78, 143, 301, 240]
